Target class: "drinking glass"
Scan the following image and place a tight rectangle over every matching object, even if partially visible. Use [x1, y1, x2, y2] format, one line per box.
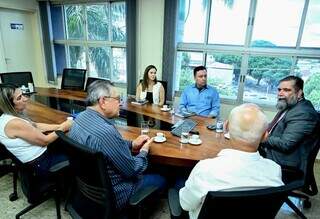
[141, 121, 149, 135]
[216, 119, 224, 133]
[180, 126, 189, 144]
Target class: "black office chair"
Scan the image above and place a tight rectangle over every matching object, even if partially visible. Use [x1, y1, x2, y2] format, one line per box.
[168, 182, 301, 219]
[0, 143, 18, 201]
[55, 130, 160, 219]
[61, 68, 87, 91]
[0, 72, 35, 91]
[281, 137, 320, 219]
[85, 77, 111, 92]
[138, 79, 168, 104]
[1, 142, 68, 219]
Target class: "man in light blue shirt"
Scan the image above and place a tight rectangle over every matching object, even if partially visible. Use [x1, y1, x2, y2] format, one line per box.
[179, 66, 220, 117]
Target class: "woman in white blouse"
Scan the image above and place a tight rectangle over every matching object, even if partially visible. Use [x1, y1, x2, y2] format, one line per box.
[0, 83, 72, 176]
[136, 65, 165, 106]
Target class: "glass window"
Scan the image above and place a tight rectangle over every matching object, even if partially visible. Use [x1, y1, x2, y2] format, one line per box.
[295, 58, 320, 110]
[208, 0, 250, 45]
[177, 0, 208, 43]
[251, 0, 304, 47]
[65, 5, 85, 40]
[87, 4, 109, 41]
[111, 2, 126, 42]
[206, 53, 241, 99]
[244, 56, 293, 104]
[53, 2, 127, 83]
[175, 51, 203, 91]
[112, 48, 126, 83]
[88, 47, 111, 78]
[300, 0, 320, 48]
[68, 46, 86, 69]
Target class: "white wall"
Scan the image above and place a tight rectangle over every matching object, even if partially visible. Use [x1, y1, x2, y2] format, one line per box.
[0, 0, 38, 12]
[0, 0, 47, 87]
[136, 0, 164, 81]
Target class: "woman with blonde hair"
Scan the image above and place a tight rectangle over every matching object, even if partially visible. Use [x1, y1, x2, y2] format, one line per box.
[0, 83, 72, 176]
[136, 65, 165, 106]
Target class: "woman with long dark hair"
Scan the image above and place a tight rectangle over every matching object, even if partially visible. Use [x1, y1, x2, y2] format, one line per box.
[136, 65, 165, 105]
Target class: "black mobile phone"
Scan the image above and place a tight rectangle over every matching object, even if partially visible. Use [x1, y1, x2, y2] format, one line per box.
[207, 124, 216, 130]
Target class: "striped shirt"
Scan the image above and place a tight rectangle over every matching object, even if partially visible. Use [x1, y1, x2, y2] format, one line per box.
[68, 108, 148, 209]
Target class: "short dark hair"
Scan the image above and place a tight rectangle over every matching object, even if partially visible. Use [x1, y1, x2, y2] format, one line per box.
[193, 66, 207, 77]
[279, 75, 304, 92]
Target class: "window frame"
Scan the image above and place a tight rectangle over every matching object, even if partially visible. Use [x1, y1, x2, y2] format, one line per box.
[52, 2, 127, 85]
[174, 0, 320, 108]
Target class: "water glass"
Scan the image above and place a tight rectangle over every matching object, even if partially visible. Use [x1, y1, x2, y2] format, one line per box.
[216, 119, 224, 133]
[141, 121, 149, 135]
[180, 127, 189, 144]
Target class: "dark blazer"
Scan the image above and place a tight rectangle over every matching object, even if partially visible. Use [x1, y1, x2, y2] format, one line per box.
[263, 99, 319, 171]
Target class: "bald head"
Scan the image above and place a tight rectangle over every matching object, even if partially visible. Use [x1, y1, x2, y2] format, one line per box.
[228, 103, 268, 148]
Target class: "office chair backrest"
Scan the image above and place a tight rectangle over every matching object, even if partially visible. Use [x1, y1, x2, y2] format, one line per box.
[302, 112, 320, 195]
[85, 77, 111, 92]
[0, 72, 34, 88]
[198, 184, 299, 219]
[56, 130, 117, 219]
[61, 68, 86, 90]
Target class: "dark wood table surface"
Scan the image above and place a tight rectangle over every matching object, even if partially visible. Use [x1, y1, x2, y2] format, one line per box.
[26, 87, 230, 167]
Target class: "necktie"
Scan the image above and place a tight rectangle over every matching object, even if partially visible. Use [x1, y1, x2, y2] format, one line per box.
[268, 110, 287, 133]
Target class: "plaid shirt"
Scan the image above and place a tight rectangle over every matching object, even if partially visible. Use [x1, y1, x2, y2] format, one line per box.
[69, 108, 148, 209]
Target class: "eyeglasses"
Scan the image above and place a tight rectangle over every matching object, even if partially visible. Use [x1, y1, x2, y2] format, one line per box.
[103, 96, 121, 102]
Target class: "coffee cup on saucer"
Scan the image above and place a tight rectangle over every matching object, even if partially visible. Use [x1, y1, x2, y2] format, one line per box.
[155, 132, 166, 143]
[163, 105, 168, 110]
[191, 134, 200, 141]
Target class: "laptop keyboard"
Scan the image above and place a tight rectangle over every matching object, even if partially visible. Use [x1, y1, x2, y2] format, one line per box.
[171, 119, 198, 137]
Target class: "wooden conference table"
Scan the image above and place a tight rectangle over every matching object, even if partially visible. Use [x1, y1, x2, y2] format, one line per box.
[26, 87, 230, 167]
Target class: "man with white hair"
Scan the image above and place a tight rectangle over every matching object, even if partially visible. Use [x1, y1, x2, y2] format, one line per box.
[179, 103, 284, 219]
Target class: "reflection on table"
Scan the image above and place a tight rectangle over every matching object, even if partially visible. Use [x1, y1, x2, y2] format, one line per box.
[26, 88, 230, 167]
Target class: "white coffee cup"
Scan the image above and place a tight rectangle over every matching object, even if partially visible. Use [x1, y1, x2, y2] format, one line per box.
[191, 134, 200, 141]
[67, 116, 74, 121]
[28, 83, 34, 92]
[163, 105, 168, 109]
[156, 132, 164, 139]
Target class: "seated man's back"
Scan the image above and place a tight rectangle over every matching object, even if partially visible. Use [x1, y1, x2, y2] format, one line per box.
[179, 103, 284, 219]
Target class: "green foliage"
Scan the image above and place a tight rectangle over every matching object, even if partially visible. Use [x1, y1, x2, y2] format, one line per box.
[65, 3, 126, 80]
[304, 73, 320, 109]
[66, 6, 85, 39]
[248, 56, 292, 87]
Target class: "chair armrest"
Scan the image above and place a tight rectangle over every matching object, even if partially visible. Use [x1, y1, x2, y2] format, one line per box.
[129, 185, 159, 205]
[49, 160, 70, 172]
[168, 188, 183, 218]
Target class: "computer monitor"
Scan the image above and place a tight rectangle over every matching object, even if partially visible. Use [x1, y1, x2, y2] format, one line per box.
[61, 68, 86, 90]
[0, 72, 34, 88]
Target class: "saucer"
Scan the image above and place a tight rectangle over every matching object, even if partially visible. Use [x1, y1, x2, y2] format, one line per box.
[161, 107, 171, 112]
[188, 139, 202, 145]
[154, 137, 166, 143]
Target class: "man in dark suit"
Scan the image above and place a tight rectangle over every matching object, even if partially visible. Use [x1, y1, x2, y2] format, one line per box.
[260, 76, 319, 171]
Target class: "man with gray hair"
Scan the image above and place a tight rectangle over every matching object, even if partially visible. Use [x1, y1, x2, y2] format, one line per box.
[179, 103, 283, 219]
[69, 80, 165, 210]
